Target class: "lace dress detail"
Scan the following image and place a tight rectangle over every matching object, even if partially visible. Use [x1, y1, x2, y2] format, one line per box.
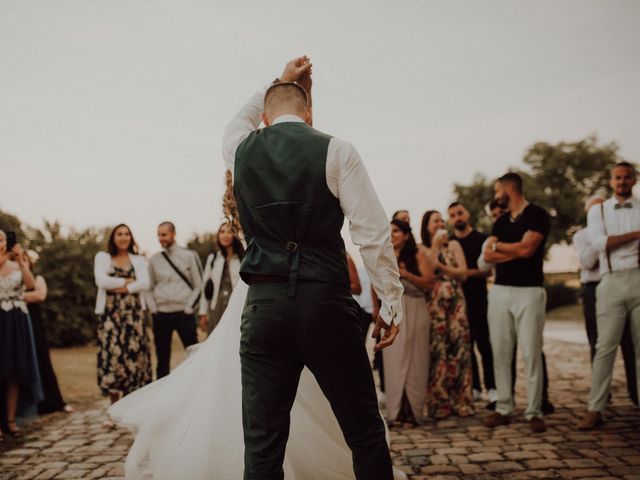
[0, 270, 28, 313]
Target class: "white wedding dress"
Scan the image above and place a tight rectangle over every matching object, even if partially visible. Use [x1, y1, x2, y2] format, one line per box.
[109, 281, 407, 480]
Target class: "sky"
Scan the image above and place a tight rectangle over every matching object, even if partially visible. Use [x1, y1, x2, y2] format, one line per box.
[2, 1, 639, 261]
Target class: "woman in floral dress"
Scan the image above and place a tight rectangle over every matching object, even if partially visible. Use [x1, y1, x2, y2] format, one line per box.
[94, 224, 152, 424]
[421, 211, 474, 419]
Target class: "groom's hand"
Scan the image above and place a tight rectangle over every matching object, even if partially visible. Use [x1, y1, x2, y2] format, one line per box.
[279, 56, 312, 83]
[372, 316, 399, 352]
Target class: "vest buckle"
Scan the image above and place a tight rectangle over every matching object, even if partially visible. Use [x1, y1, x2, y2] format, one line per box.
[286, 241, 298, 253]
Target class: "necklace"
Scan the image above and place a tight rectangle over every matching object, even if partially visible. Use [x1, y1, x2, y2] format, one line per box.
[509, 201, 529, 223]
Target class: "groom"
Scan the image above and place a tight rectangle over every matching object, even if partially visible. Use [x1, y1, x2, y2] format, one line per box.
[223, 57, 404, 480]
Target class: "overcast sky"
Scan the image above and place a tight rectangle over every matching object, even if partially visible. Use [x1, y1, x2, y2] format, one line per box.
[2, 0, 639, 256]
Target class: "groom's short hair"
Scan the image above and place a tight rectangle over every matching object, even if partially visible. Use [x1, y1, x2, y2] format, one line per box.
[264, 82, 308, 113]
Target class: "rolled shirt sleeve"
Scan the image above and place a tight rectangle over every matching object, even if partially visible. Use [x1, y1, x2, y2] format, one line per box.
[572, 228, 600, 271]
[477, 238, 494, 273]
[327, 138, 403, 325]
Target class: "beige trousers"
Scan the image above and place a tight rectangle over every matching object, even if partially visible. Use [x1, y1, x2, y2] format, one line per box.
[488, 285, 546, 420]
[588, 269, 640, 411]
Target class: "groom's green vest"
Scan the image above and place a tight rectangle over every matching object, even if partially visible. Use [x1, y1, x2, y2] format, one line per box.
[234, 122, 350, 294]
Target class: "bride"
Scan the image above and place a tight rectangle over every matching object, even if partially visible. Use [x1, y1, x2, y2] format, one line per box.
[109, 181, 408, 480]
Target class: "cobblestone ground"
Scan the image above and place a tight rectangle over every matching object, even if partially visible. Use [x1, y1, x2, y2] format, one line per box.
[1, 320, 639, 480]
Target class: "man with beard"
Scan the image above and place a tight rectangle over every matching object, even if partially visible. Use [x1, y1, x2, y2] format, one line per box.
[448, 202, 497, 410]
[482, 172, 551, 433]
[578, 162, 640, 430]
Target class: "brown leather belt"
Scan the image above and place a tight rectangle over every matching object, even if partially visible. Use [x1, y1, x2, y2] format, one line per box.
[244, 274, 288, 284]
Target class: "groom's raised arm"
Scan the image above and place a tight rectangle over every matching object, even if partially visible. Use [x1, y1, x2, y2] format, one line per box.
[222, 86, 268, 172]
[327, 138, 404, 327]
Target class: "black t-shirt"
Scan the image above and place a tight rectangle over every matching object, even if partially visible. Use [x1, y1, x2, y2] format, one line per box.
[456, 230, 488, 300]
[492, 204, 550, 287]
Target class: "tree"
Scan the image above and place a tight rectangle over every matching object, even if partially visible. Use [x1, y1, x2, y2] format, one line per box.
[187, 232, 218, 267]
[0, 210, 26, 241]
[522, 135, 619, 245]
[35, 224, 106, 347]
[453, 135, 623, 249]
[452, 174, 495, 234]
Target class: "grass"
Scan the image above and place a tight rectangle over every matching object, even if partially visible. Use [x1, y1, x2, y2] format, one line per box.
[50, 328, 206, 407]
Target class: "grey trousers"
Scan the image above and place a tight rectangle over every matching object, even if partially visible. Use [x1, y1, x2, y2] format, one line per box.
[488, 285, 546, 420]
[588, 269, 640, 412]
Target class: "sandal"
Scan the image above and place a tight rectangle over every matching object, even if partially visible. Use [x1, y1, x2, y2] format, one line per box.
[6, 420, 22, 438]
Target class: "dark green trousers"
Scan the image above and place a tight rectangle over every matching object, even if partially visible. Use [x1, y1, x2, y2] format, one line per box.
[240, 282, 393, 480]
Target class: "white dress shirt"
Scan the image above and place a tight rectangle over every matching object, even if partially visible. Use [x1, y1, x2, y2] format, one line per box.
[572, 227, 601, 283]
[587, 196, 640, 275]
[222, 85, 403, 325]
[477, 238, 494, 273]
[353, 265, 373, 314]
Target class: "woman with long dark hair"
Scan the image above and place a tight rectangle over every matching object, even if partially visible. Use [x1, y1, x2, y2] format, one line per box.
[93, 224, 152, 424]
[421, 210, 473, 419]
[198, 222, 244, 335]
[383, 219, 434, 426]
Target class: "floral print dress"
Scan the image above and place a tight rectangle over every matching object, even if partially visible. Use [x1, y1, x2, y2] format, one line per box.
[426, 248, 474, 418]
[97, 264, 152, 397]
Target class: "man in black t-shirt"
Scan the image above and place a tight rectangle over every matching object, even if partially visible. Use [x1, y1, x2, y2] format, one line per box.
[448, 202, 496, 410]
[482, 172, 550, 434]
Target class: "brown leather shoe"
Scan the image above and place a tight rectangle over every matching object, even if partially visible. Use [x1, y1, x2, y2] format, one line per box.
[483, 412, 510, 428]
[529, 416, 547, 433]
[577, 411, 603, 431]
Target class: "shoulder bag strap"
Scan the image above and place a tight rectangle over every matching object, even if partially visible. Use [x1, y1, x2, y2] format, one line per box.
[161, 251, 193, 289]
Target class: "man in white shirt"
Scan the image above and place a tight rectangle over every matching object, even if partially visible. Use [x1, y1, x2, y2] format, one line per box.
[223, 57, 403, 480]
[578, 162, 640, 430]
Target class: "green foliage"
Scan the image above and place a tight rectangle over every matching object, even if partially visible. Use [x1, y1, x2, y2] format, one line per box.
[0, 210, 26, 240]
[187, 232, 218, 267]
[1, 209, 107, 347]
[452, 174, 495, 234]
[453, 135, 622, 249]
[545, 283, 578, 311]
[36, 225, 106, 347]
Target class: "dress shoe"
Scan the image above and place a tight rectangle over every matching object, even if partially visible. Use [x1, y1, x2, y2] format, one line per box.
[577, 411, 603, 430]
[483, 412, 510, 428]
[529, 416, 546, 433]
[485, 401, 497, 411]
[541, 399, 555, 415]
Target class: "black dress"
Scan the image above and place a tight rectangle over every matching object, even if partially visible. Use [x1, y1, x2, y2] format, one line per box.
[26, 293, 67, 414]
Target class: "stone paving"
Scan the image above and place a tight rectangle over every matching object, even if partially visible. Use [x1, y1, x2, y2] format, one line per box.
[1, 319, 639, 479]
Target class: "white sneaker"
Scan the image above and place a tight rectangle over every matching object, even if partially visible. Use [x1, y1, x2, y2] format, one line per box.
[488, 389, 498, 403]
[473, 389, 482, 401]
